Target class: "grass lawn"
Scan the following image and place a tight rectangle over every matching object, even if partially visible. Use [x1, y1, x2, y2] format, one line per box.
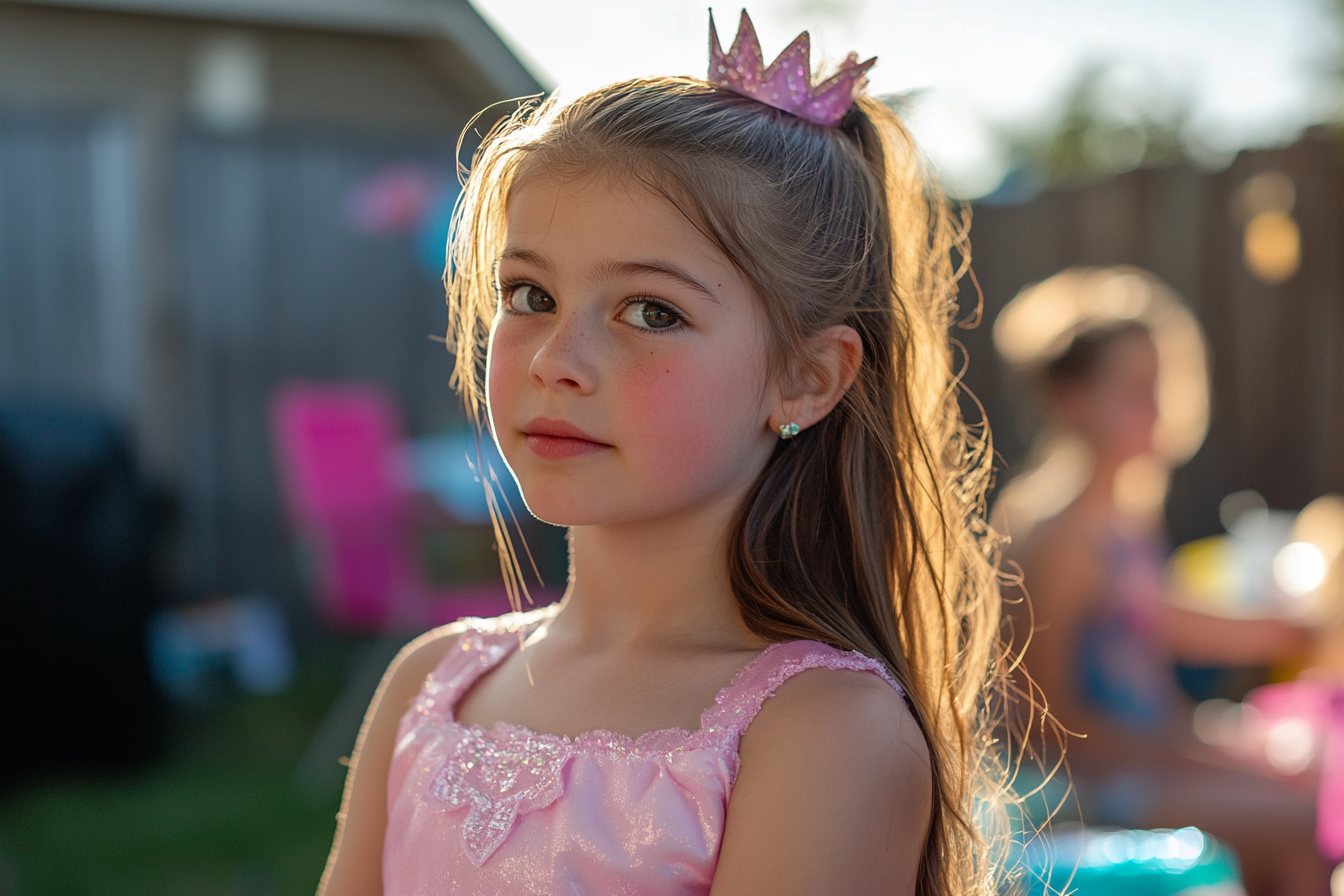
[0, 638, 363, 896]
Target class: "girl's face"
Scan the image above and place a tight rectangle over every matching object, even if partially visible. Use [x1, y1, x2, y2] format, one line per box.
[486, 172, 780, 528]
[1055, 332, 1160, 464]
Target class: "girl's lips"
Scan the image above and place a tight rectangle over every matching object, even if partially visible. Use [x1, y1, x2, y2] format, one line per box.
[524, 433, 610, 460]
[522, 419, 611, 460]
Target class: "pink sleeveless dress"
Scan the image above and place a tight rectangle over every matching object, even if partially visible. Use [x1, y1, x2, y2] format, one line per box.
[384, 610, 905, 895]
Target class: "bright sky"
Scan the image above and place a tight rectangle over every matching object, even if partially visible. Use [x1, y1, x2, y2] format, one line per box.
[468, 0, 1339, 196]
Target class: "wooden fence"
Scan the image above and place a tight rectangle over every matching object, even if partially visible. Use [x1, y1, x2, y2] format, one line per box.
[959, 129, 1344, 546]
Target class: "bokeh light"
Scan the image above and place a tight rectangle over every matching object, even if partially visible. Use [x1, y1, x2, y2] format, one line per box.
[1233, 170, 1301, 285]
[1243, 211, 1302, 284]
[1293, 495, 1344, 561]
[1263, 716, 1316, 775]
[1273, 541, 1328, 598]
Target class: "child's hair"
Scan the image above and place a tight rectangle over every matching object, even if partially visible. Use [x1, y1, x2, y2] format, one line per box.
[1044, 319, 1153, 388]
[446, 78, 1009, 895]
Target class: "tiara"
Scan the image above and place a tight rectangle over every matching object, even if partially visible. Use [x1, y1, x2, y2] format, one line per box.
[708, 9, 875, 127]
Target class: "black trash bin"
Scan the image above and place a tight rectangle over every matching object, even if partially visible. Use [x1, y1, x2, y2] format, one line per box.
[0, 405, 167, 788]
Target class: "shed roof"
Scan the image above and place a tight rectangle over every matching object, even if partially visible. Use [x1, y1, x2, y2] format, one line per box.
[5, 0, 544, 98]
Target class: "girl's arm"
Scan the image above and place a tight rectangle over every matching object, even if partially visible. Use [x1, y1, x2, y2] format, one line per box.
[709, 668, 931, 896]
[316, 623, 466, 896]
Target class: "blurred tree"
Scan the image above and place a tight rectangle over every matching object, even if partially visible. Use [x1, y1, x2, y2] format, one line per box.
[993, 61, 1195, 191]
[1328, 0, 1344, 119]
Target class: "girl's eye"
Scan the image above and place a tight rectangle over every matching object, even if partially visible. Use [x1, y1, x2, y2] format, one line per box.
[620, 299, 683, 331]
[505, 283, 555, 314]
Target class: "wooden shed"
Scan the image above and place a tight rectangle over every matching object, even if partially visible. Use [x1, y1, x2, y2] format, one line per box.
[0, 0, 542, 595]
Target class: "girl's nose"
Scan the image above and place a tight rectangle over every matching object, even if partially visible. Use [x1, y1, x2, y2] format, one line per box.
[528, 312, 599, 395]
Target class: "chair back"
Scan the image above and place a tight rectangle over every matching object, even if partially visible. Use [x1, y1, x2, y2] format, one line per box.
[1321, 690, 1344, 863]
[270, 382, 415, 628]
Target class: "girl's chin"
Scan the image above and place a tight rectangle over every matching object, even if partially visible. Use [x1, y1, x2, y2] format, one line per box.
[511, 491, 611, 528]
[519, 505, 628, 528]
[513, 489, 692, 530]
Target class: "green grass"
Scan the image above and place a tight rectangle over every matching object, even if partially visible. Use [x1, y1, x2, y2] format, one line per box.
[0, 639, 362, 896]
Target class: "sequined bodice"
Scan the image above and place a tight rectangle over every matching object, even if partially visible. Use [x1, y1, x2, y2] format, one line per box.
[384, 609, 904, 896]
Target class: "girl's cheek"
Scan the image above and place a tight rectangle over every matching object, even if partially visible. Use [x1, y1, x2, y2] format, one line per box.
[485, 327, 531, 426]
[617, 350, 762, 473]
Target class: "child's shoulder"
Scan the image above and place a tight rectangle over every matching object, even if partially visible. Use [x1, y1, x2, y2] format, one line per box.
[455, 603, 561, 636]
[382, 604, 559, 691]
[760, 652, 920, 749]
[424, 602, 560, 645]
[739, 639, 926, 772]
[716, 645, 931, 886]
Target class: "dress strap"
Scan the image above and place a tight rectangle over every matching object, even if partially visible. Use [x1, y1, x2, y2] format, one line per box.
[420, 608, 555, 712]
[700, 639, 906, 747]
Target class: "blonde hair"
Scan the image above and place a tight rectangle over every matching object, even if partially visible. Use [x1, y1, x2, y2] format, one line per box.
[446, 78, 1011, 895]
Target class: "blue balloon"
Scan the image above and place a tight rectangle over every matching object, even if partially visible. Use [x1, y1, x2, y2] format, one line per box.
[415, 184, 460, 277]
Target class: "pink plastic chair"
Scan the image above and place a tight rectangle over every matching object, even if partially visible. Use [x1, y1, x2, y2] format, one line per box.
[1322, 691, 1344, 864]
[269, 382, 520, 631]
[1244, 680, 1344, 863]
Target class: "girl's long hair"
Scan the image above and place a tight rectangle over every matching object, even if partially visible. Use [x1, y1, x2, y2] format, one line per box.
[446, 78, 1013, 895]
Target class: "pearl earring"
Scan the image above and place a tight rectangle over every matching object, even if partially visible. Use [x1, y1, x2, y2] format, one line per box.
[779, 422, 800, 439]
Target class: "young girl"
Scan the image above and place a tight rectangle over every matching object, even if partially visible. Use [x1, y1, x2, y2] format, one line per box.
[319, 11, 1006, 895]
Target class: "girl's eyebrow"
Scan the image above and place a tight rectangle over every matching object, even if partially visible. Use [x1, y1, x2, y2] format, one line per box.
[595, 260, 721, 305]
[498, 248, 553, 272]
[497, 250, 722, 306]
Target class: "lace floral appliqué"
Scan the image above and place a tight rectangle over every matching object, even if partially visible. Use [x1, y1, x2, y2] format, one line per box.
[428, 724, 573, 865]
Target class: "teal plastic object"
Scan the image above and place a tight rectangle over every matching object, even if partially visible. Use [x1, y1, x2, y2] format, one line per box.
[1014, 825, 1244, 896]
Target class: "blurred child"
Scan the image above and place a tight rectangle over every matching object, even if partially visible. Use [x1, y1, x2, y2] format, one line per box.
[317, 12, 1012, 896]
[1006, 318, 1328, 896]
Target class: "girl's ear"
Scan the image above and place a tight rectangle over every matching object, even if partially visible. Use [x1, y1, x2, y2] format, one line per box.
[770, 325, 863, 435]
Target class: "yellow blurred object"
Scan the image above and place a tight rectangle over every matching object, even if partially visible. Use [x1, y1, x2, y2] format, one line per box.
[1300, 498, 1344, 675]
[1243, 211, 1300, 285]
[1170, 495, 1344, 624]
[1170, 535, 1232, 612]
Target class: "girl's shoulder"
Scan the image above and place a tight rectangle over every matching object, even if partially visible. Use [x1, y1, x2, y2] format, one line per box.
[717, 639, 907, 724]
[382, 605, 561, 697]
[317, 605, 559, 895]
[712, 642, 930, 891]
[725, 639, 922, 775]
[456, 603, 562, 636]
[737, 640, 917, 749]
[430, 603, 560, 644]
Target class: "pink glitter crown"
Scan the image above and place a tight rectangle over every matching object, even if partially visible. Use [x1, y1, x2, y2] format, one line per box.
[708, 9, 875, 128]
